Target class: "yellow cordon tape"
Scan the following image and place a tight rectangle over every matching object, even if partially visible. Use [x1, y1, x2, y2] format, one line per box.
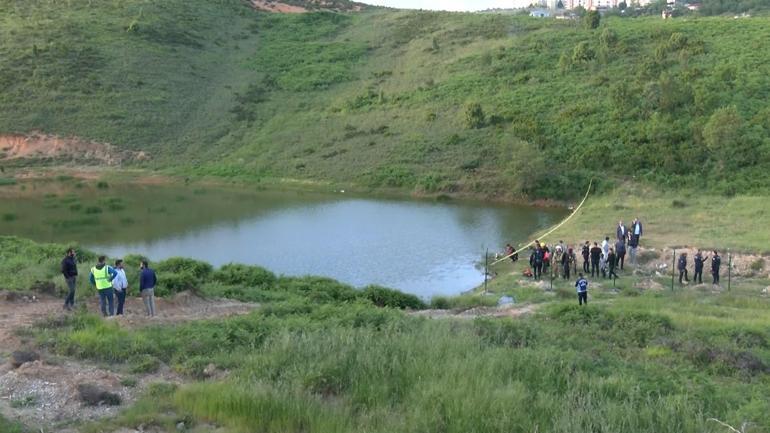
[490, 179, 594, 266]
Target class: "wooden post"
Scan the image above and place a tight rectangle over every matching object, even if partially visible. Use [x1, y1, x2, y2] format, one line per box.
[671, 249, 676, 291]
[728, 250, 732, 291]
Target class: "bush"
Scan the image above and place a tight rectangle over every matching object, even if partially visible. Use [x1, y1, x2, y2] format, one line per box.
[361, 285, 426, 310]
[213, 263, 276, 287]
[130, 354, 161, 374]
[158, 271, 199, 296]
[278, 277, 360, 304]
[156, 257, 213, 280]
[474, 317, 539, 348]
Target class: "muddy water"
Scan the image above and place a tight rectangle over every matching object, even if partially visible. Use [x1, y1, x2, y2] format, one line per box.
[0, 182, 565, 297]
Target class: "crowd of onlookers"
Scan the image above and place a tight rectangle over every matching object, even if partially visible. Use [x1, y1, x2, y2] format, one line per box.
[501, 217, 725, 305]
[502, 217, 723, 286]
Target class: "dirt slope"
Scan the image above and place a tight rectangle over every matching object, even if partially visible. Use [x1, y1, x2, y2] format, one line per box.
[0, 133, 146, 165]
[0, 291, 257, 430]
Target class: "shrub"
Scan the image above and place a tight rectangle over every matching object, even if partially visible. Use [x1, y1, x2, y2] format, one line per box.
[464, 102, 485, 129]
[96, 181, 109, 189]
[130, 354, 161, 374]
[361, 285, 426, 310]
[278, 277, 359, 304]
[158, 271, 199, 296]
[213, 263, 277, 287]
[156, 257, 213, 280]
[1, 213, 16, 221]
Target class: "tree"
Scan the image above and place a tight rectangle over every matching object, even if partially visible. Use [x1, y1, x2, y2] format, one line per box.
[618, 1, 627, 10]
[703, 106, 744, 171]
[584, 10, 601, 29]
[557, 0, 564, 8]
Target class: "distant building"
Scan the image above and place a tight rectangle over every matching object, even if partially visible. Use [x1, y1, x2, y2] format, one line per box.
[530, 8, 552, 17]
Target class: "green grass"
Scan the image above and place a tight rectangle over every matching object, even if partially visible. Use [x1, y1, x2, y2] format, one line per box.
[36, 288, 770, 433]
[1, 2, 768, 199]
[545, 182, 770, 253]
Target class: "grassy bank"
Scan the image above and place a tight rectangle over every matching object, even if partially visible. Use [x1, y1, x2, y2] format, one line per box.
[0, 233, 767, 432]
[1, 1, 769, 199]
[541, 183, 770, 254]
[34, 287, 770, 433]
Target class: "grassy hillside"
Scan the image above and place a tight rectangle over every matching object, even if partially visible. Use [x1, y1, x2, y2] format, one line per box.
[1, 1, 769, 199]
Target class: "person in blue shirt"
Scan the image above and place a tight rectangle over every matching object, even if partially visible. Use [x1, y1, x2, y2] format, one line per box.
[139, 260, 158, 317]
[575, 273, 589, 305]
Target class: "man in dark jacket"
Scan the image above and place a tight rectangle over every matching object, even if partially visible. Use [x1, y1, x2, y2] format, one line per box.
[139, 260, 158, 317]
[581, 241, 590, 273]
[678, 252, 689, 284]
[590, 242, 602, 278]
[631, 218, 643, 246]
[61, 248, 78, 311]
[607, 248, 619, 279]
[615, 239, 626, 270]
[616, 221, 628, 242]
[693, 250, 708, 284]
[530, 246, 544, 281]
[711, 251, 721, 285]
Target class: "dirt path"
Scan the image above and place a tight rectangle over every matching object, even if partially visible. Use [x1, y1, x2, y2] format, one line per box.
[411, 303, 539, 320]
[0, 291, 257, 431]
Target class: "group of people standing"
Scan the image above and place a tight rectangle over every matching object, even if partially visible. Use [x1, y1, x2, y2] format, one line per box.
[506, 218, 644, 283]
[60, 248, 158, 317]
[677, 250, 722, 285]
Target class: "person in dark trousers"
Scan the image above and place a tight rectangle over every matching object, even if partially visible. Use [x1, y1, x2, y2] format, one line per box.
[607, 248, 619, 280]
[112, 259, 129, 316]
[631, 217, 643, 246]
[693, 250, 708, 284]
[575, 273, 588, 305]
[139, 260, 158, 317]
[61, 248, 78, 311]
[615, 239, 626, 270]
[563, 248, 573, 280]
[581, 241, 590, 273]
[616, 220, 628, 242]
[628, 232, 639, 266]
[711, 251, 721, 285]
[590, 242, 602, 278]
[530, 246, 544, 281]
[89, 255, 117, 317]
[677, 252, 689, 284]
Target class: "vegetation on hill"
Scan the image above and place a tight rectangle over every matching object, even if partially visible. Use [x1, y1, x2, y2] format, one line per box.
[1, 1, 769, 200]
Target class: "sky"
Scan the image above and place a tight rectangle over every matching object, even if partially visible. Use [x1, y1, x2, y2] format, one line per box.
[363, 0, 532, 12]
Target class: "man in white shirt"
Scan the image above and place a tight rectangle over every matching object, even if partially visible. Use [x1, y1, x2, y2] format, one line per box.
[112, 259, 129, 316]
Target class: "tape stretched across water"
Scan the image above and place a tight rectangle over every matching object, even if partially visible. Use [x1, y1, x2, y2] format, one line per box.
[490, 179, 593, 267]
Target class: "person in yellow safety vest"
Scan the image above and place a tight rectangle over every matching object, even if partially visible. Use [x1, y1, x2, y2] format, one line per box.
[89, 255, 118, 317]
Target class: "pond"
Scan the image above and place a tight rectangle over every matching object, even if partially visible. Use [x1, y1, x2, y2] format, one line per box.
[0, 181, 566, 298]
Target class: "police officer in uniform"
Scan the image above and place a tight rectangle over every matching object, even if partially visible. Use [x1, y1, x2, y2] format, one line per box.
[711, 251, 722, 285]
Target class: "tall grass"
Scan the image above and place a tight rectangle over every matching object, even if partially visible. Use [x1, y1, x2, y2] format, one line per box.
[37, 288, 770, 433]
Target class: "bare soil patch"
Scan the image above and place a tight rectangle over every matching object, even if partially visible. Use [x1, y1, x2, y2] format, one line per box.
[0, 291, 257, 430]
[0, 133, 146, 165]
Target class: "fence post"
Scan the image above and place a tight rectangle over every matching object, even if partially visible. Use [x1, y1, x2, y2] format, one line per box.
[727, 250, 732, 292]
[671, 249, 676, 291]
